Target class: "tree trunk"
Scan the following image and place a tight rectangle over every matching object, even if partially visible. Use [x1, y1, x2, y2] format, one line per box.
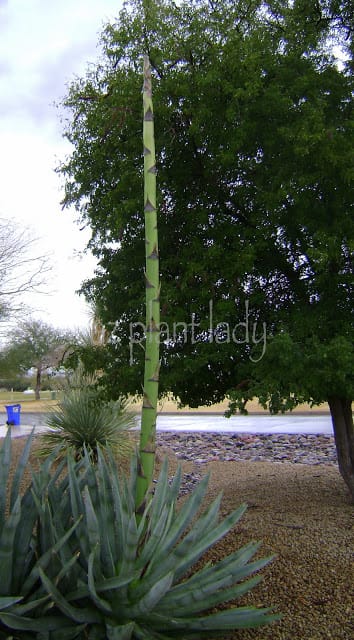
[35, 368, 41, 401]
[328, 396, 354, 502]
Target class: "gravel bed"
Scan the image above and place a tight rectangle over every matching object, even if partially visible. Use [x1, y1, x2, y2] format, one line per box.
[155, 433, 353, 640]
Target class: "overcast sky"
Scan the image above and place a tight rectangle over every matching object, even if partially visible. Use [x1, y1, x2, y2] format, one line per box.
[0, 0, 123, 331]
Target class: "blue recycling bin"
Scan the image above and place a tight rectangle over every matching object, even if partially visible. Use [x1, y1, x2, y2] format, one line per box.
[5, 404, 21, 426]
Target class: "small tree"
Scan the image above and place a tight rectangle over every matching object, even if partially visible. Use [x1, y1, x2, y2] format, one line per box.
[2, 320, 73, 399]
[0, 218, 51, 327]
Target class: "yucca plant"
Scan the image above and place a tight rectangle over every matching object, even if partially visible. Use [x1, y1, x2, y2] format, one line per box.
[39, 388, 137, 461]
[37, 448, 279, 639]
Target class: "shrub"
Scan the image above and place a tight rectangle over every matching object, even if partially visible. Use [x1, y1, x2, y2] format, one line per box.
[38, 388, 137, 461]
[0, 378, 28, 392]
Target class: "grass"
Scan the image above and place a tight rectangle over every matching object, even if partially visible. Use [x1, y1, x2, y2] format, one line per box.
[0, 391, 330, 415]
[0, 389, 62, 402]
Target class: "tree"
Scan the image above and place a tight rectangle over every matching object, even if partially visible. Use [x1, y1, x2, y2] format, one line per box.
[58, 1, 354, 499]
[0, 218, 51, 327]
[1, 320, 74, 399]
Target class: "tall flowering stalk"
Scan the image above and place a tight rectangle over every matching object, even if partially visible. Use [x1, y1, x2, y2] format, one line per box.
[136, 56, 160, 512]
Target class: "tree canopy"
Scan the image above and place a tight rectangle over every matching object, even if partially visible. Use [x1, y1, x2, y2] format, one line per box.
[58, 0, 354, 497]
[1, 320, 74, 399]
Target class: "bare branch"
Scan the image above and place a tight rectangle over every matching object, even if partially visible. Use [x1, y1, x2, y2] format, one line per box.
[0, 218, 53, 321]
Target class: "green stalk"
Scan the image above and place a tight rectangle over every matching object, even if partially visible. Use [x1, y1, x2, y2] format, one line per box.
[136, 56, 160, 512]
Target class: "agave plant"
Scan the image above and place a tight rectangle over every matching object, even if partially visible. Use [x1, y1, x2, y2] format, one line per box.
[0, 430, 86, 639]
[0, 433, 279, 638]
[37, 448, 279, 639]
[39, 388, 137, 461]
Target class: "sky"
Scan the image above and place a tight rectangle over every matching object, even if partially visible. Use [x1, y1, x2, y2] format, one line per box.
[0, 0, 124, 332]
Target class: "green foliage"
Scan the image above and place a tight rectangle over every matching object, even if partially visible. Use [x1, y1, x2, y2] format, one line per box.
[38, 388, 136, 461]
[1, 320, 76, 399]
[44, 450, 278, 639]
[58, 0, 353, 410]
[3, 320, 72, 374]
[57, 0, 353, 495]
[0, 430, 85, 639]
[0, 434, 278, 639]
[0, 378, 29, 392]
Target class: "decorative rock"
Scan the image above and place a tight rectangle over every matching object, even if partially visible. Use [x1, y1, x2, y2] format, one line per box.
[156, 432, 337, 466]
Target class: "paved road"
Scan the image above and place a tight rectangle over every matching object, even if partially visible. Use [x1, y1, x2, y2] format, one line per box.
[0, 411, 333, 437]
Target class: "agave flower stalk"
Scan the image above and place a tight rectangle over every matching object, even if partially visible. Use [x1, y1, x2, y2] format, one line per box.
[136, 55, 160, 511]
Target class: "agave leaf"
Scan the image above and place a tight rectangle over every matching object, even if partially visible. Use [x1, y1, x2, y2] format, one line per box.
[159, 574, 263, 617]
[0, 495, 22, 595]
[166, 463, 182, 504]
[87, 548, 113, 615]
[148, 605, 279, 632]
[133, 487, 223, 598]
[31, 446, 60, 491]
[162, 540, 262, 602]
[107, 462, 126, 562]
[147, 457, 170, 526]
[137, 459, 180, 553]
[106, 621, 135, 640]
[51, 455, 68, 479]
[9, 431, 34, 511]
[129, 572, 173, 617]
[128, 452, 138, 499]
[54, 550, 81, 587]
[0, 610, 83, 632]
[8, 593, 51, 616]
[95, 450, 117, 576]
[39, 568, 101, 625]
[48, 503, 79, 574]
[0, 430, 12, 535]
[21, 516, 82, 595]
[87, 623, 107, 640]
[122, 475, 136, 521]
[172, 502, 248, 581]
[154, 490, 222, 571]
[83, 486, 101, 549]
[11, 485, 37, 592]
[133, 625, 172, 640]
[83, 447, 100, 501]
[67, 455, 85, 518]
[136, 502, 173, 572]
[138, 473, 210, 585]
[68, 457, 90, 560]
[0, 596, 23, 610]
[50, 623, 87, 640]
[117, 514, 138, 578]
[197, 606, 281, 630]
[134, 501, 248, 606]
[66, 571, 139, 602]
[180, 554, 274, 605]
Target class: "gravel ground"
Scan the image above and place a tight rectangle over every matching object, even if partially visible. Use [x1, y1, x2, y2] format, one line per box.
[6, 436, 354, 640]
